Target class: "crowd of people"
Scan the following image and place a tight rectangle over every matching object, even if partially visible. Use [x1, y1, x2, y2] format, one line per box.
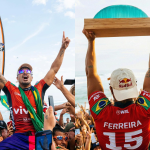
[75, 103, 101, 150]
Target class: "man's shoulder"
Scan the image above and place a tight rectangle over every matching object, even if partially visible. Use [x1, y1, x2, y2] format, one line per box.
[34, 79, 49, 91]
[88, 91, 111, 116]
[136, 90, 150, 111]
[34, 79, 48, 87]
[3, 81, 18, 91]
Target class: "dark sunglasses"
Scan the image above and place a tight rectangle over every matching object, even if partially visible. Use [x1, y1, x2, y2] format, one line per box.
[53, 136, 68, 141]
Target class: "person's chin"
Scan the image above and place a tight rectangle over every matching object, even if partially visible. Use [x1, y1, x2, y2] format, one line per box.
[21, 82, 30, 86]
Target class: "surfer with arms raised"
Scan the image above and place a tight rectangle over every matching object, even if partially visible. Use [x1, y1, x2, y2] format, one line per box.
[0, 31, 70, 150]
[83, 29, 150, 150]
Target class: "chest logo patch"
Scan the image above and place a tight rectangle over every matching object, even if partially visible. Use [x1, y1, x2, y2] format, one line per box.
[14, 92, 21, 97]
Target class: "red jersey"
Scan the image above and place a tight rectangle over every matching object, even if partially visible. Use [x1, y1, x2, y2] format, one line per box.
[2, 79, 49, 133]
[88, 90, 150, 150]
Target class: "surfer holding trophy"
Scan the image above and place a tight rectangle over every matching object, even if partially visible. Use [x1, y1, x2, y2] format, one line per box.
[83, 28, 150, 150]
[0, 31, 70, 150]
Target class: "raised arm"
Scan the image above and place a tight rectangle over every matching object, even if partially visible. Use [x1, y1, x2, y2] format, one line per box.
[0, 73, 7, 89]
[54, 102, 71, 111]
[53, 76, 75, 107]
[82, 29, 104, 96]
[43, 32, 70, 86]
[143, 54, 150, 92]
[85, 128, 93, 150]
[58, 108, 67, 127]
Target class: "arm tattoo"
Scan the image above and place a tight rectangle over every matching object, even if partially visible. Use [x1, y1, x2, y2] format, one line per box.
[45, 115, 48, 119]
[88, 66, 93, 68]
[60, 50, 64, 57]
[146, 68, 150, 78]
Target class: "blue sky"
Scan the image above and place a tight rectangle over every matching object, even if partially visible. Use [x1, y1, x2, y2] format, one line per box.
[0, 0, 75, 104]
[76, 0, 150, 74]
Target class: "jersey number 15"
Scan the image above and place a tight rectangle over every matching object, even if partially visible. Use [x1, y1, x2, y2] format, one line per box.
[103, 129, 143, 149]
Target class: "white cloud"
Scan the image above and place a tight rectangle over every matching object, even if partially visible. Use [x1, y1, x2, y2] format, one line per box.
[63, 0, 75, 9]
[55, 0, 75, 12]
[32, 0, 48, 5]
[55, 3, 63, 12]
[47, 9, 52, 13]
[64, 11, 75, 19]
[8, 23, 49, 52]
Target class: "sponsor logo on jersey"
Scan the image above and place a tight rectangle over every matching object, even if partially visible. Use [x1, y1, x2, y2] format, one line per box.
[14, 92, 21, 97]
[119, 78, 132, 88]
[142, 91, 150, 98]
[93, 94, 100, 101]
[88, 91, 105, 102]
[23, 117, 28, 122]
[13, 106, 36, 114]
[91, 98, 110, 115]
[116, 109, 129, 115]
[104, 120, 142, 129]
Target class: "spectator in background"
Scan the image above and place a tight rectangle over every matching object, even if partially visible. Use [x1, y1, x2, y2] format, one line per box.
[59, 108, 69, 127]
[53, 125, 69, 149]
[0, 121, 9, 142]
[70, 84, 75, 96]
[66, 118, 70, 124]
[0, 112, 13, 143]
[64, 122, 75, 141]
[64, 122, 75, 150]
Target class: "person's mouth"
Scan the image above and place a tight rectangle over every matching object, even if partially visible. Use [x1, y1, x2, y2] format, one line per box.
[23, 75, 29, 81]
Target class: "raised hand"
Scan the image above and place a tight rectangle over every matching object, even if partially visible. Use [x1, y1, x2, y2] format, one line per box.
[7, 123, 13, 136]
[61, 31, 70, 49]
[76, 133, 84, 147]
[76, 111, 83, 119]
[60, 108, 69, 115]
[62, 102, 71, 109]
[86, 128, 93, 140]
[44, 106, 56, 131]
[81, 124, 87, 135]
[82, 29, 95, 41]
[53, 76, 64, 90]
